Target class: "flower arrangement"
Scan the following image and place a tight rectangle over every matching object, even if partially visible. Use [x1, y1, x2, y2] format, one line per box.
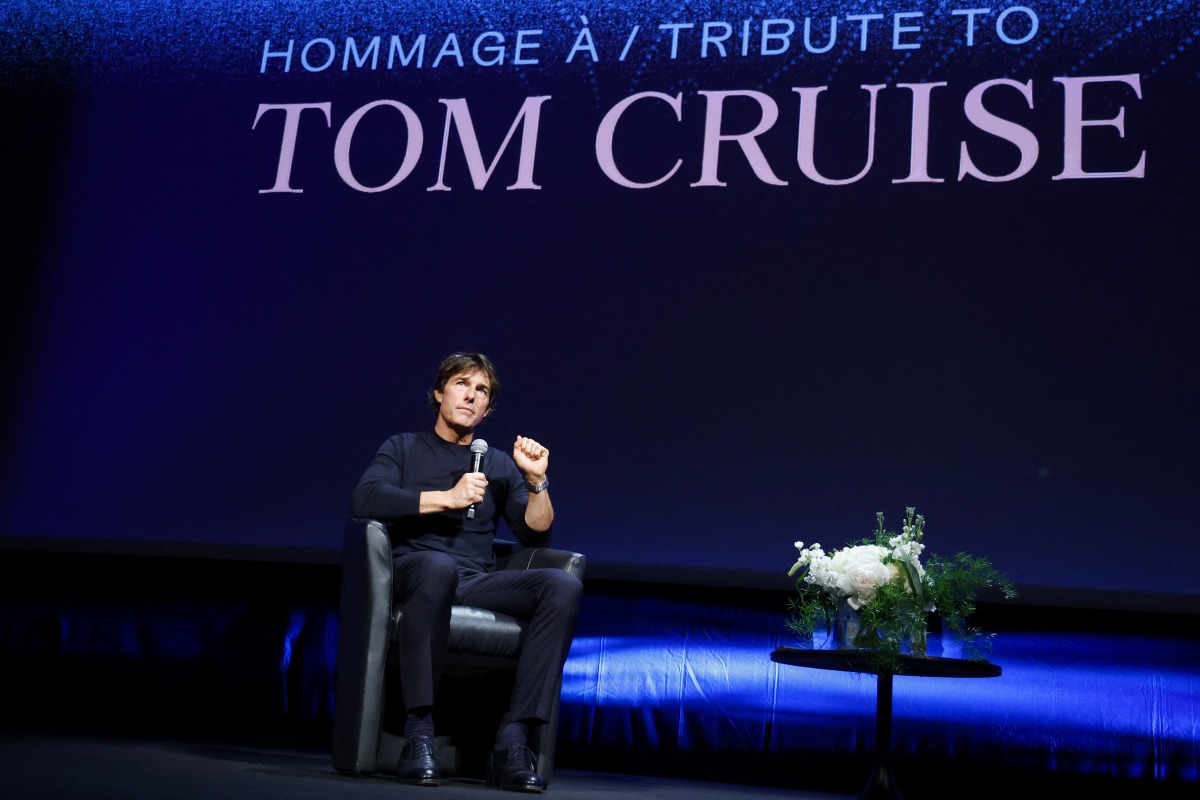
[786, 507, 1016, 672]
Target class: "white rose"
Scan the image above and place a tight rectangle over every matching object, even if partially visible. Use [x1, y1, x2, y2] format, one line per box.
[831, 545, 892, 608]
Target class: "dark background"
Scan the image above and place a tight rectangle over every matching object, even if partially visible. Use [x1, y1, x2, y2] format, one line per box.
[2, 2, 1197, 606]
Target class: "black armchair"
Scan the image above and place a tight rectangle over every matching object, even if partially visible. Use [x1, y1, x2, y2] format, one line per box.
[332, 518, 586, 782]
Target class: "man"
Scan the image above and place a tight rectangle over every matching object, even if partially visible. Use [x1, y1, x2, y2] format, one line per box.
[350, 352, 582, 792]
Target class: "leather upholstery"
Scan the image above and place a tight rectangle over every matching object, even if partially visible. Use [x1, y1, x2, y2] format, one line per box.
[332, 518, 586, 781]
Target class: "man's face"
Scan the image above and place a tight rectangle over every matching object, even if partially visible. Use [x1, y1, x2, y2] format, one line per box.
[434, 369, 493, 433]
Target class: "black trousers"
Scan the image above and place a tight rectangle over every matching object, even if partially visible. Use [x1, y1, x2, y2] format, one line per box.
[391, 550, 583, 723]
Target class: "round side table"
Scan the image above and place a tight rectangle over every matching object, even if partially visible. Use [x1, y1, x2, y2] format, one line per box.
[770, 646, 1002, 800]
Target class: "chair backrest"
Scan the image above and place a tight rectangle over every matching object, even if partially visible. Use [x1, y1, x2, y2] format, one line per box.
[332, 519, 393, 774]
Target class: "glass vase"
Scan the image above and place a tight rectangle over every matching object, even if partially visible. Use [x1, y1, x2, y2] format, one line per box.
[939, 615, 965, 659]
[904, 609, 928, 657]
[835, 598, 865, 650]
[812, 616, 835, 649]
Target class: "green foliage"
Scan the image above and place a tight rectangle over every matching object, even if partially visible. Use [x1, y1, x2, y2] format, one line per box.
[855, 580, 929, 672]
[925, 550, 1017, 660]
[925, 551, 1018, 620]
[785, 579, 836, 639]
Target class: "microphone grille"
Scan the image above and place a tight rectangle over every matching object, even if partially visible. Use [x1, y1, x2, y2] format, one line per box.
[470, 439, 489, 455]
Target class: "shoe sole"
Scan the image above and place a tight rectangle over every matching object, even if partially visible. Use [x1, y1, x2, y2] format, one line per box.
[493, 783, 544, 793]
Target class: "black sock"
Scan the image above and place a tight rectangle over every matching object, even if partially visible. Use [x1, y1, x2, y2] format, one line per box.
[404, 706, 434, 743]
[497, 721, 529, 750]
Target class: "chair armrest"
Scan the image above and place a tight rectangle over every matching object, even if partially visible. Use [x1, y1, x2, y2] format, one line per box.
[494, 539, 586, 580]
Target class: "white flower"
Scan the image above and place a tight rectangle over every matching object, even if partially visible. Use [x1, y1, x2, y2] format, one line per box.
[829, 545, 895, 608]
[789, 528, 928, 610]
[788, 541, 824, 577]
[888, 533, 927, 583]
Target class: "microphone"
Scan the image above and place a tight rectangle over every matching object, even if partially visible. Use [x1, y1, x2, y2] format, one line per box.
[466, 439, 488, 519]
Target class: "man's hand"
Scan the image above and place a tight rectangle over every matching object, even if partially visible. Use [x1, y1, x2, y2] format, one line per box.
[448, 471, 488, 509]
[514, 435, 553, 532]
[513, 436, 549, 483]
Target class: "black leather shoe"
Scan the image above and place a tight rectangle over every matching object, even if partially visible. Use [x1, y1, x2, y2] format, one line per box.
[486, 744, 544, 792]
[396, 735, 440, 786]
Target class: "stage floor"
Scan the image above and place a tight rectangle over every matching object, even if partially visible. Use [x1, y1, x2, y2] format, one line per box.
[0, 731, 844, 800]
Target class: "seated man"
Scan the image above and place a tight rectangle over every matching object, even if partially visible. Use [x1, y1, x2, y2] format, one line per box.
[350, 351, 582, 792]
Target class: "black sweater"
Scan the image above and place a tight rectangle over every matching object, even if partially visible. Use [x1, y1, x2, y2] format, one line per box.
[350, 430, 548, 571]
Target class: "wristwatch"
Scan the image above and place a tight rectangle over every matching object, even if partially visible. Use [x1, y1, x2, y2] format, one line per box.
[527, 478, 549, 494]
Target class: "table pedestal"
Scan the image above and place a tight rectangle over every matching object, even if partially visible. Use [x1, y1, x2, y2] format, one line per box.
[860, 672, 900, 800]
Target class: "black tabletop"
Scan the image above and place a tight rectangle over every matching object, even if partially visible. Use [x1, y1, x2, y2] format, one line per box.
[771, 646, 1002, 678]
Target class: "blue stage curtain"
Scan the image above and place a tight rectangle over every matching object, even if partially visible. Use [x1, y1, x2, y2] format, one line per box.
[1, 551, 1196, 795]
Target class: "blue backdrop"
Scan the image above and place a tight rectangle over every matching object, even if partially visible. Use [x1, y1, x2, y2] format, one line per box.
[2, 2, 1198, 605]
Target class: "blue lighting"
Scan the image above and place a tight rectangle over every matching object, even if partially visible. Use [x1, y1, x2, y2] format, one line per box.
[558, 591, 1200, 784]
